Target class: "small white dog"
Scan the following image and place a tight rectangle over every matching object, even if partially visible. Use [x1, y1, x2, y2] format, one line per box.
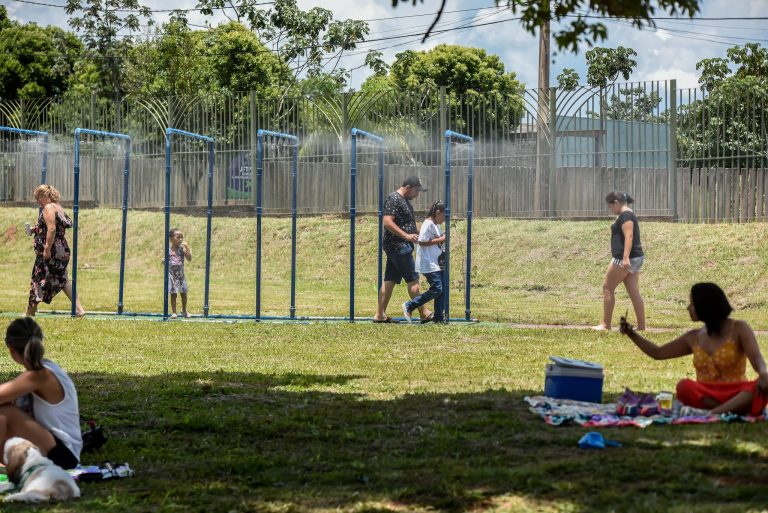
[3, 437, 80, 503]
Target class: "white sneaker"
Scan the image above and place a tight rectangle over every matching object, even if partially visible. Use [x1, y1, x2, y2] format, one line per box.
[402, 302, 413, 323]
[182, 311, 191, 318]
[591, 324, 609, 331]
[170, 313, 177, 319]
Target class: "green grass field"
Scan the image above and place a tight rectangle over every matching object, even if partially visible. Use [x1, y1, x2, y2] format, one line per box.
[1, 207, 768, 512]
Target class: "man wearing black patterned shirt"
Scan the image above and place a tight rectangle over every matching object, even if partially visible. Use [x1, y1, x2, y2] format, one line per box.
[373, 176, 431, 323]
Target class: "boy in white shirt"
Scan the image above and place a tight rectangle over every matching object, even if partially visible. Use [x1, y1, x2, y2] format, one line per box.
[403, 201, 446, 323]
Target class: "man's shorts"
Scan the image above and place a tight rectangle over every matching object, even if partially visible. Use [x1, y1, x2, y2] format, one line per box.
[384, 243, 419, 284]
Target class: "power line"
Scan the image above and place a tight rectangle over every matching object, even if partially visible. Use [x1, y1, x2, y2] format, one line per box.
[5, 0, 499, 19]
[600, 16, 764, 46]
[5, 0, 275, 13]
[653, 23, 768, 43]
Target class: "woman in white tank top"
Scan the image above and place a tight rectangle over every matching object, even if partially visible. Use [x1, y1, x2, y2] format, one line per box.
[0, 317, 82, 469]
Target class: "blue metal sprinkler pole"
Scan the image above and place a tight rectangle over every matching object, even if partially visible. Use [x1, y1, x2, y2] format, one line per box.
[71, 129, 81, 318]
[165, 128, 215, 318]
[349, 130, 358, 321]
[71, 128, 132, 317]
[255, 129, 299, 320]
[377, 148, 384, 295]
[255, 132, 264, 319]
[378, 136, 384, 296]
[465, 141, 474, 321]
[204, 140, 214, 318]
[349, 129, 384, 303]
[444, 130, 474, 322]
[117, 138, 131, 314]
[443, 134, 452, 321]
[290, 140, 298, 319]
[0, 127, 50, 211]
[163, 130, 172, 319]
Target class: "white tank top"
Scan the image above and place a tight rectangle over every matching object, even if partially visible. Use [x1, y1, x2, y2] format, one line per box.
[31, 360, 83, 460]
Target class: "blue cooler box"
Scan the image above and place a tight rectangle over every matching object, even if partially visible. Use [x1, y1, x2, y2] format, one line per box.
[544, 356, 604, 403]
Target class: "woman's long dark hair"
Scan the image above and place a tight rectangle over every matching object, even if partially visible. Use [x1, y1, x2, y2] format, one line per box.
[5, 317, 45, 370]
[690, 282, 734, 335]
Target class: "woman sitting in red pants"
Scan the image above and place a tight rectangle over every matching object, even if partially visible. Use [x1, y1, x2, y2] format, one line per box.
[620, 282, 768, 416]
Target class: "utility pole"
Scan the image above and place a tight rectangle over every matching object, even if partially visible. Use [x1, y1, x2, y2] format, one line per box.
[535, 16, 551, 217]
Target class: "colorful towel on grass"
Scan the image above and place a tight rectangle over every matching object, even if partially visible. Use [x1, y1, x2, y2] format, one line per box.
[524, 396, 766, 428]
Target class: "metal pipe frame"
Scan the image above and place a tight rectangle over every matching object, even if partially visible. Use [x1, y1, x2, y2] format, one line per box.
[73, 128, 131, 317]
[349, 128, 384, 322]
[256, 129, 299, 320]
[0, 126, 49, 185]
[444, 130, 475, 322]
[164, 128, 216, 320]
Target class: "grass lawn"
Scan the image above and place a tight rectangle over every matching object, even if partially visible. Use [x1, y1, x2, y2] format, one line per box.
[0, 319, 765, 512]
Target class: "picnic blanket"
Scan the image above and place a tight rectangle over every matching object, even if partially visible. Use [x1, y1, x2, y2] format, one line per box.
[525, 395, 766, 428]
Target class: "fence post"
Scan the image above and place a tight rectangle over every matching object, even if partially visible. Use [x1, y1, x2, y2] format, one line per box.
[549, 87, 557, 217]
[439, 86, 447, 191]
[250, 91, 257, 209]
[668, 79, 678, 221]
[90, 92, 97, 205]
[535, 87, 549, 217]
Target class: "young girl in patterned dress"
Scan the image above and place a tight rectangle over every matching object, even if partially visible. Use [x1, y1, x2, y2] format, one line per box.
[168, 229, 192, 319]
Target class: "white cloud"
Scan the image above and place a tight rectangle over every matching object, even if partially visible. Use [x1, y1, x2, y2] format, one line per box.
[638, 69, 700, 90]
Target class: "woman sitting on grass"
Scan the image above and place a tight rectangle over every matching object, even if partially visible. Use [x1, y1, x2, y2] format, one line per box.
[0, 318, 82, 469]
[620, 282, 768, 416]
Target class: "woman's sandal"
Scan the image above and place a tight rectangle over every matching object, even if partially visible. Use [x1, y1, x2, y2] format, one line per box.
[372, 316, 398, 323]
[420, 313, 435, 324]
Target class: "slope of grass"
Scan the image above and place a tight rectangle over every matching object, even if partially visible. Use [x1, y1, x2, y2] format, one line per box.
[2, 207, 768, 328]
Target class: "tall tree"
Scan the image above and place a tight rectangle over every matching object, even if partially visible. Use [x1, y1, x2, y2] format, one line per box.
[584, 46, 637, 89]
[65, 0, 153, 101]
[557, 48, 661, 121]
[196, 0, 372, 86]
[679, 43, 768, 168]
[391, 0, 701, 52]
[359, 44, 525, 159]
[0, 14, 83, 100]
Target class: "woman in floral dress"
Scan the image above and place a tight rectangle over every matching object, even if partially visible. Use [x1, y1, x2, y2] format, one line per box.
[27, 185, 85, 317]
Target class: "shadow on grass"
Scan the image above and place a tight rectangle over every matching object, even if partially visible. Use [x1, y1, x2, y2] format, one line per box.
[25, 371, 768, 513]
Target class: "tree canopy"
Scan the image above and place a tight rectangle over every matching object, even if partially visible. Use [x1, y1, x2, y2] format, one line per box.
[384, 44, 523, 94]
[0, 10, 82, 99]
[679, 43, 768, 167]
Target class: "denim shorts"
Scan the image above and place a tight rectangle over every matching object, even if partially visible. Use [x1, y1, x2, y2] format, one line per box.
[384, 243, 419, 284]
[611, 256, 645, 273]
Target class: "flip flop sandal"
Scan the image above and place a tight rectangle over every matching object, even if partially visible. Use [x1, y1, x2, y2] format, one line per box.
[420, 313, 435, 324]
[372, 316, 398, 323]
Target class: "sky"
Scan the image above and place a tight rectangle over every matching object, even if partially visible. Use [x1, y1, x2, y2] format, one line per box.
[3, 0, 768, 91]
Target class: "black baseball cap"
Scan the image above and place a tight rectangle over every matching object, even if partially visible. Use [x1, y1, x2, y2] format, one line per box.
[402, 176, 427, 191]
